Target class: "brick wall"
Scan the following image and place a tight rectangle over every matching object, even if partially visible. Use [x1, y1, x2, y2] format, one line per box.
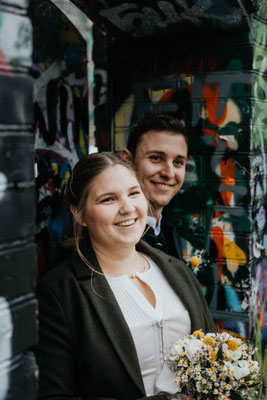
[0, 0, 37, 398]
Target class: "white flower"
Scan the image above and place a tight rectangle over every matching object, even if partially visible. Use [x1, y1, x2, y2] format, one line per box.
[222, 343, 242, 361]
[224, 360, 250, 380]
[173, 342, 183, 354]
[185, 338, 203, 361]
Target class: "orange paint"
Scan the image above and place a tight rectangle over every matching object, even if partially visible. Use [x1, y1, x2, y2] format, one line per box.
[0, 50, 13, 76]
[219, 157, 235, 205]
[158, 89, 176, 103]
[203, 84, 228, 126]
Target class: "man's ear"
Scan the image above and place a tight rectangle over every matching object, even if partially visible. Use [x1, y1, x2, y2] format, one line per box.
[121, 148, 133, 162]
[70, 205, 86, 226]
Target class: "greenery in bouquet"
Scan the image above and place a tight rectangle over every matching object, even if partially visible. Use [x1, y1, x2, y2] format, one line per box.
[167, 330, 262, 400]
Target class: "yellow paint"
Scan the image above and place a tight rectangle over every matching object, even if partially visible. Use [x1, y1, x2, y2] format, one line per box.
[79, 128, 86, 156]
[223, 237, 247, 273]
[114, 94, 135, 150]
[149, 89, 167, 102]
[51, 163, 58, 175]
[62, 171, 71, 188]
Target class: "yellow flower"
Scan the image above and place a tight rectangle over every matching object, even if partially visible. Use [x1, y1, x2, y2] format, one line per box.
[211, 350, 217, 361]
[203, 336, 214, 346]
[190, 256, 201, 268]
[227, 339, 238, 351]
[193, 330, 204, 339]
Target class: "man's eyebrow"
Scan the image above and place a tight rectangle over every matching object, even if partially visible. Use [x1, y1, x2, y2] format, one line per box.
[144, 150, 187, 159]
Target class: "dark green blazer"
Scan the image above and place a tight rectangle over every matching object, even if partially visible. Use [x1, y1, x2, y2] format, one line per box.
[35, 237, 216, 400]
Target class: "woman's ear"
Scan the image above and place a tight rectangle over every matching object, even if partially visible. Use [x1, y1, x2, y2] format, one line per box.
[121, 148, 133, 162]
[70, 205, 86, 226]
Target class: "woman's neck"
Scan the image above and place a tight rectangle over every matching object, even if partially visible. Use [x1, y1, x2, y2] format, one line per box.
[91, 242, 147, 277]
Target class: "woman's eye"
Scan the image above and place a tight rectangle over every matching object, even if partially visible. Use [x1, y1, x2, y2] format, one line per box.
[129, 191, 140, 196]
[101, 197, 114, 203]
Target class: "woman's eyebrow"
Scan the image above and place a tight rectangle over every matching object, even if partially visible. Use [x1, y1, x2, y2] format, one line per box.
[95, 192, 115, 201]
[95, 185, 140, 201]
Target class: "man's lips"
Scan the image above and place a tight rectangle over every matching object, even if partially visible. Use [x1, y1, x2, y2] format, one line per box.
[151, 181, 175, 189]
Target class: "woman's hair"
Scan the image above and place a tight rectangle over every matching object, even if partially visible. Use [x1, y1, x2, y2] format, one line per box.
[65, 152, 151, 270]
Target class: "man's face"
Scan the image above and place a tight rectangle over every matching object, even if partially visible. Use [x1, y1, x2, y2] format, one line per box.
[133, 130, 187, 214]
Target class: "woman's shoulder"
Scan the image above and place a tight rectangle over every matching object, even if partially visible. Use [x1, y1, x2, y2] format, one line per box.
[137, 239, 188, 268]
[37, 254, 78, 296]
[137, 240, 202, 287]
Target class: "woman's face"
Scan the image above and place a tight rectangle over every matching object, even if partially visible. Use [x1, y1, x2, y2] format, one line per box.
[81, 164, 148, 251]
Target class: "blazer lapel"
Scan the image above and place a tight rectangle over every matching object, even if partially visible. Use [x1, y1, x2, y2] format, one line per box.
[71, 234, 145, 395]
[137, 241, 197, 328]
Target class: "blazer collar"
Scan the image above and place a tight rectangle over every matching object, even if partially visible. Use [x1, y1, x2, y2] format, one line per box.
[71, 231, 145, 396]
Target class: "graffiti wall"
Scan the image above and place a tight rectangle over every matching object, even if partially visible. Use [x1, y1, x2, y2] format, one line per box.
[0, 0, 38, 398]
[110, 4, 266, 393]
[29, 0, 93, 273]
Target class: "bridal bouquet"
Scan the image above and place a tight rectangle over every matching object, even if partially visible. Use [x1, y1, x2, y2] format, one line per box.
[167, 330, 262, 400]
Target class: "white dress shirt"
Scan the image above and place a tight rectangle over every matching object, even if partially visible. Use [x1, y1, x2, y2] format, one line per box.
[146, 215, 162, 235]
[105, 254, 191, 398]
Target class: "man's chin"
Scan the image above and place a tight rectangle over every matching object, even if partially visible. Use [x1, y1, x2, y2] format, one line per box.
[149, 197, 170, 211]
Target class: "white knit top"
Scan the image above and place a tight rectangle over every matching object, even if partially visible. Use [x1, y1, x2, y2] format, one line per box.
[105, 254, 191, 398]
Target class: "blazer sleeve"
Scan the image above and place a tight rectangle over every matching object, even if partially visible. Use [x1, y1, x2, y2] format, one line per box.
[35, 281, 82, 400]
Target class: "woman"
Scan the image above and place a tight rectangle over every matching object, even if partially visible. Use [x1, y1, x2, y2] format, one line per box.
[35, 152, 216, 400]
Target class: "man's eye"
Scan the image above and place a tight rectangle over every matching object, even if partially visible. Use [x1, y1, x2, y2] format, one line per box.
[149, 155, 161, 162]
[174, 159, 185, 167]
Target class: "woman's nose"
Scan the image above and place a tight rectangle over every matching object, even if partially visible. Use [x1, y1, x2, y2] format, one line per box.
[119, 198, 135, 214]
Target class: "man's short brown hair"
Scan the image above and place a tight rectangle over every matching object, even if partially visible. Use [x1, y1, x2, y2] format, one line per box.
[127, 114, 187, 159]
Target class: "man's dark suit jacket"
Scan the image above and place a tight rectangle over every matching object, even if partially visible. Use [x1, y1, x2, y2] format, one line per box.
[143, 215, 183, 260]
[35, 237, 215, 400]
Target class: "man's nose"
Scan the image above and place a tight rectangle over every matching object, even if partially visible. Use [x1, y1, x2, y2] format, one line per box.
[160, 162, 175, 178]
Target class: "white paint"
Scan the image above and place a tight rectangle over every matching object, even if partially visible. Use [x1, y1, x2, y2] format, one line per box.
[0, 13, 32, 65]
[0, 298, 13, 400]
[253, 242, 265, 258]
[50, 0, 92, 42]
[0, 173, 7, 201]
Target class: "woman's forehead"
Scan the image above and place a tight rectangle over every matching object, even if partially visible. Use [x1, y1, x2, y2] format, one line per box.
[89, 164, 138, 193]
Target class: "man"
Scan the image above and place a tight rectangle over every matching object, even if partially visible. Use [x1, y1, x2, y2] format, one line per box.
[121, 114, 188, 260]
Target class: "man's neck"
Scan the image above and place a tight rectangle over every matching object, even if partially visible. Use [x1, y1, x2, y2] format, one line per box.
[153, 207, 163, 223]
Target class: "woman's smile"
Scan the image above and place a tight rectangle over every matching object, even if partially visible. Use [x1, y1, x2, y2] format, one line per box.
[115, 218, 137, 227]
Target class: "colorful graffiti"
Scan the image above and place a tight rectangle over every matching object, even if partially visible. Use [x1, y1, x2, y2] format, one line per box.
[30, 0, 92, 272]
[111, 5, 266, 393]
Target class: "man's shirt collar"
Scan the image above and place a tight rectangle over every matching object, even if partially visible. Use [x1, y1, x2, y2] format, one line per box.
[146, 214, 162, 236]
